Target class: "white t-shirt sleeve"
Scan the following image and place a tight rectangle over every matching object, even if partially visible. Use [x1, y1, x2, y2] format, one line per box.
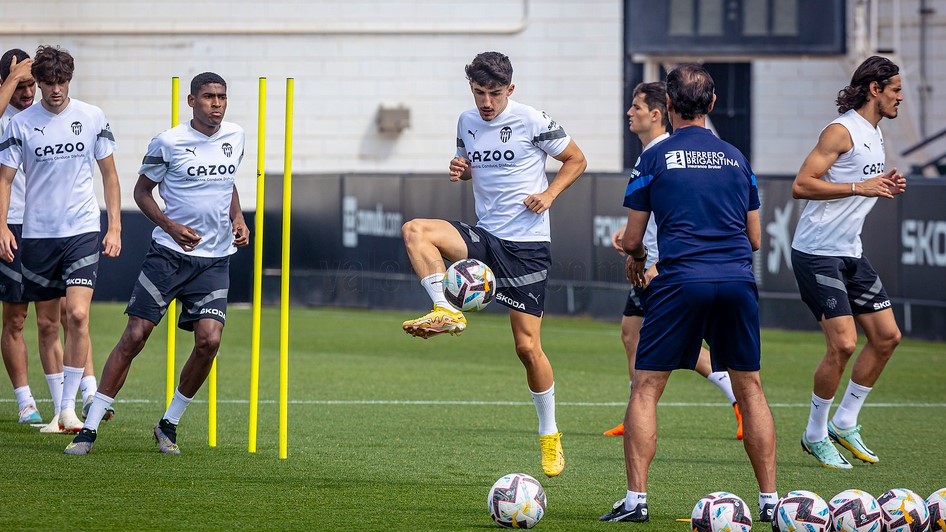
[0, 120, 23, 170]
[455, 118, 466, 159]
[138, 133, 170, 183]
[529, 108, 570, 158]
[93, 110, 116, 161]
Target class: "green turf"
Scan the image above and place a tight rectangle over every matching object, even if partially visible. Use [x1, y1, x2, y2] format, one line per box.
[0, 303, 943, 531]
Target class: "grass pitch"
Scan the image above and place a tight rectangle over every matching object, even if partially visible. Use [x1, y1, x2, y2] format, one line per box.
[0, 303, 943, 530]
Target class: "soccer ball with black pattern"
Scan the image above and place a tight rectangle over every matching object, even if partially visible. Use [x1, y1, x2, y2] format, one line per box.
[927, 488, 946, 532]
[444, 259, 495, 312]
[829, 489, 882, 532]
[878, 488, 930, 532]
[771, 490, 830, 532]
[690, 491, 753, 532]
[487, 473, 545, 529]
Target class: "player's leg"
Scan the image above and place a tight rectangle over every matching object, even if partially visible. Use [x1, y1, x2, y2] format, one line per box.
[603, 312, 641, 437]
[401, 219, 470, 338]
[33, 299, 64, 431]
[2, 301, 41, 423]
[728, 370, 777, 518]
[58, 285, 93, 432]
[693, 348, 742, 439]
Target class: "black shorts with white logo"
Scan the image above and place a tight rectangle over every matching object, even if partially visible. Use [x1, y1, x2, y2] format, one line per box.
[126, 242, 231, 331]
[622, 285, 647, 317]
[21, 232, 100, 301]
[791, 249, 891, 321]
[450, 221, 550, 317]
[0, 224, 25, 303]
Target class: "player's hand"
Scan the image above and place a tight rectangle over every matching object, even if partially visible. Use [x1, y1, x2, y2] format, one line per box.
[856, 169, 898, 199]
[102, 227, 121, 258]
[524, 191, 555, 214]
[232, 219, 250, 247]
[643, 264, 658, 288]
[611, 226, 627, 255]
[625, 255, 646, 288]
[889, 168, 907, 196]
[448, 157, 469, 182]
[168, 222, 201, 252]
[0, 225, 16, 263]
[8, 56, 33, 83]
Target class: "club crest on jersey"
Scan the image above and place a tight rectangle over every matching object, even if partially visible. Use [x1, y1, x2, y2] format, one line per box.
[71, 121, 82, 135]
[222, 142, 233, 157]
[500, 126, 512, 143]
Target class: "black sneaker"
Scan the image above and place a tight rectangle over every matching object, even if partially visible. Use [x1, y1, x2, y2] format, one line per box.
[599, 499, 649, 522]
[759, 502, 776, 523]
[153, 419, 180, 454]
[64, 428, 96, 455]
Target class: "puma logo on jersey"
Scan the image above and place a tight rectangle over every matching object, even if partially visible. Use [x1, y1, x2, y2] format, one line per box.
[863, 143, 871, 151]
[185, 147, 197, 156]
[468, 129, 477, 139]
[33, 127, 45, 135]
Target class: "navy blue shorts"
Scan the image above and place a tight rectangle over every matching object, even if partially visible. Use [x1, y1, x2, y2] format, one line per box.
[126, 242, 230, 331]
[0, 224, 25, 303]
[791, 249, 891, 321]
[636, 281, 761, 372]
[21, 232, 100, 301]
[622, 285, 647, 317]
[450, 221, 550, 317]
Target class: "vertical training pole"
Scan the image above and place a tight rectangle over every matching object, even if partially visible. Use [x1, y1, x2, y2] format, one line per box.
[279, 78, 294, 460]
[249, 77, 267, 453]
[167, 78, 179, 409]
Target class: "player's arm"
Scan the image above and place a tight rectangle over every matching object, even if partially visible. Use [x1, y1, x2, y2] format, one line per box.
[524, 140, 587, 214]
[229, 185, 249, 247]
[448, 156, 471, 182]
[622, 208, 650, 288]
[746, 209, 761, 251]
[792, 124, 895, 200]
[0, 56, 32, 117]
[0, 165, 16, 262]
[133, 174, 201, 253]
[96, 155, 122, 257]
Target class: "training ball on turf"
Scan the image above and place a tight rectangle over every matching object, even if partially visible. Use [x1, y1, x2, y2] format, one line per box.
[444, 258, 495, 312]
[927, 488, 946, 532]
[878, 488, 931, 532]
[690, 491, 752, 532]
[772, 490, 831, 532]
[487, 473, 546, 529]
[829, 489, 882, 532]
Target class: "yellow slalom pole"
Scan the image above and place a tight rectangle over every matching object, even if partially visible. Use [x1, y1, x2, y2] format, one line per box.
[248, 77, 267, 453]
[208, 356, 217, 447]
[279, 78, 294, 460]
[166, 78, 179, 409]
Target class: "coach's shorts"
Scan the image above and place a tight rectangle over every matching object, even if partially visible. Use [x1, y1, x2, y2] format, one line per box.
[0, 224, 25, 303]
[636, 281, 761, 372]
[126, 242, 231, 331]
[450, 221, 550, 317]
[791, 249, 891, 321]
[21, 232, 100, 301]
[622, 285, 647, 317]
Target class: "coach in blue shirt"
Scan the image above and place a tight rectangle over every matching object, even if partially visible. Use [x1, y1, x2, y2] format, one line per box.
[600, 64, 778, 525]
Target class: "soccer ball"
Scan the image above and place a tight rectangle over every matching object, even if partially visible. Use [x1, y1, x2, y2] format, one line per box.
[486, 473, 545, 529]
[878, 488, 931, 532]
[829, 489, 882, 532]
[690, 491, 753, 532]
[927, 488, 946, 532]
[772, 490, 831, 532]
[444, 258, 495, 312]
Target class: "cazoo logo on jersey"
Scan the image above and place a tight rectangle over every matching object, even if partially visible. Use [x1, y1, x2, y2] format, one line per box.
[342, 196, 403, 248]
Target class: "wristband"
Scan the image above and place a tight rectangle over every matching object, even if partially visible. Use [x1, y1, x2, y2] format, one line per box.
[851, 182, 856, 196]
[632, 246, 648, 262]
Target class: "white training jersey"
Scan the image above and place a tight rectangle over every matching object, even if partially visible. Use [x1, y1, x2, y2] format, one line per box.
[0, 98, 114, 238]
[138, 121, 244, 258]
[635, 132, 670, 269]
[792, 110, 884, 258]
[455, 99, 571, 242]
[0, 105, 26, 225]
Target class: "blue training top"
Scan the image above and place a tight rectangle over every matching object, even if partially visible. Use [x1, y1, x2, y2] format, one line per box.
[624, 126, 760, 286]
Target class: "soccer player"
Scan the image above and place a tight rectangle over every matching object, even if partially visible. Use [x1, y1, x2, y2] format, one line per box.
[602, 81, 743, 440]
[400, 52, 587, 477]
[65, 72, 249, 455]
[600, 64, 777, 523]
[0, 45, 121, 433]
[792, 56, 906, 469]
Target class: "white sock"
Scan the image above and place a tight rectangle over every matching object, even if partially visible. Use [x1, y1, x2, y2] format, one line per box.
[14, 385, 35, 411]
[759, 492, 778, 509]
[805, 393, 833, 443]
[83, 392, 115, 432]
[163, 389, 193, 425]
[60, 366, 84, 411]
[530, 383, 558, 436]
[79, 375, 97, 404]
[707, 371, 737, 405]
[45, 372, 64, 416]
[421, 273, 453, 309]
[625, 490, 647, 510]
[832, 380, 872, 429]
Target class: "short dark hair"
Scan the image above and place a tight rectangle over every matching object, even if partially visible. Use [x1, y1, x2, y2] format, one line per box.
[0, 48, 30, 81]
[836, 56, 900, 114]
[633, 81, 670, 130]
[190, 72, 227, 96]
[465, 52, 513, 87]
[32, 45, 74, 84]
[666, 63, 715, 121]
